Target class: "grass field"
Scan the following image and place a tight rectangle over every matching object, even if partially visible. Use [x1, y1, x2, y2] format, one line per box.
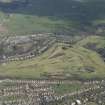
[0, 36, 105, 80]
[53, 83, 83, 95]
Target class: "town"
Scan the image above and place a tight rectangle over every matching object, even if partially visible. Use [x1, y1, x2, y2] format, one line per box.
[0, 79, 105, 105]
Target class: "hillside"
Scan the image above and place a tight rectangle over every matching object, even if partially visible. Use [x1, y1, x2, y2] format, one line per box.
[0, 0, 105, 35]
[0, 35, 105, 80]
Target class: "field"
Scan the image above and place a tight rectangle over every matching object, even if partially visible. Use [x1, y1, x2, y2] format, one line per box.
[52, 83, 84, 95]
[0, 35, 104, 80]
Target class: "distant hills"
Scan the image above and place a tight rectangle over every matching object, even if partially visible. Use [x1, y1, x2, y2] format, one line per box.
[0, 0, 105, 35]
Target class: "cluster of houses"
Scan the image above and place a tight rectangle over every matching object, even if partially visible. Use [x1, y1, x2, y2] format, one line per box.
[0, 79, 105, 105]
[0, 33, 85, 64]
[0, 34, 56, 63]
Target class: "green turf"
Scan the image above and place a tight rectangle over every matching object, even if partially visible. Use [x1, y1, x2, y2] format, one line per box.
[53, 83, 83, 95]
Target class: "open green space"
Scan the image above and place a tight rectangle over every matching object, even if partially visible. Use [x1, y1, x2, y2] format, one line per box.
[53, 83, 84, 95]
